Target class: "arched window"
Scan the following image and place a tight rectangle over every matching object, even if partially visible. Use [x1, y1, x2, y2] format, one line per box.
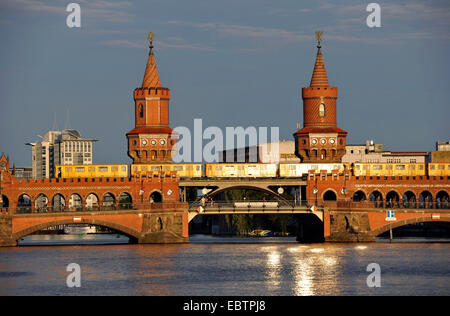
[139, 104, 144, 118]
[319, 103, 325, 117]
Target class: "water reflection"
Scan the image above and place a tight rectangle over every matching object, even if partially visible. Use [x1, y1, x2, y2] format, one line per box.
[0, 236, 449, 295]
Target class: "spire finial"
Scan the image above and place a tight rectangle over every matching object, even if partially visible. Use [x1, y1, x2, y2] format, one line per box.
[315, 31, 323, 48]
[148, 31, 154, 54]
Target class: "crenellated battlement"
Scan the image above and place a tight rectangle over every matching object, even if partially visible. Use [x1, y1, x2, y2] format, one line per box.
[134, 87, 170, 99]
[302, 86, 338, 99]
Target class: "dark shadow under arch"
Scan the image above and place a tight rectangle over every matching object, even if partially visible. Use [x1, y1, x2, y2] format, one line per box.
[204, 185, 291, 205]
[13, 218, 141, 242]
[372, 217, 450, 237]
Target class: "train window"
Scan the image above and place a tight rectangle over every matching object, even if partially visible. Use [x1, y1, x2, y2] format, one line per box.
[396, 165, 405, 170]
[133, 166, 138, 171]
[142, 166, 148, 171]
[121, 166, 127, 171]
[448, 165, 450, 170]
[430, 165, 435, 170]
[373, 165, 383, 170]
[438, 165, 445, 170]
[174, 166, 183, 171]
[98, 167, 108, 172]
[151, 166, 160, 171]
[196, 166, 201, 171]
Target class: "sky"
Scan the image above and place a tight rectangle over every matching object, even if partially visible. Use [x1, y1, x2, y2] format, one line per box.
[0, 0, 449, 166]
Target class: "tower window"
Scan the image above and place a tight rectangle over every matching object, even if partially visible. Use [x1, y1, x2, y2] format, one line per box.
[319, 103, 325, 117]
[139, 104, 144, 118]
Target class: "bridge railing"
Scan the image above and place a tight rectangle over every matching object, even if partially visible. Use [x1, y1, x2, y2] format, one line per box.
[0, 202, 188, 215]
[188, 200, 316, 211]
[332, 200, 450, 210]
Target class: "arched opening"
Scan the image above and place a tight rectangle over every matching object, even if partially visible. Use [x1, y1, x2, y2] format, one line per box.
[52, 194, 66, 212]
[403, 191, 416, 208]
[18, 194, 32, 213]
[375, 219, 450, 240]
[436, 191, 449, 209]
[323, 190, 337, 201]
[386, 191, 400, 208]
[15, 219, 141, 246]
[102, 193, 116, 210]
[69, 193, 82, 211]
[34, 194, 48, 212]
[370, 191, 383, 208]
[353, 190, 367, 202]
[119, 192, 133, 209]
[320, 149, 326, 160]
[150, 191, 162, 203]
[85, 193, 99, 211]
[1, 195, 9, 210]
[151, 150, 157, 161]
[419, 191, 433, 209]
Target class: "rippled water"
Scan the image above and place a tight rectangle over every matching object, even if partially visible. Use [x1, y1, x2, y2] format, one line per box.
[0, 235, 449, 296]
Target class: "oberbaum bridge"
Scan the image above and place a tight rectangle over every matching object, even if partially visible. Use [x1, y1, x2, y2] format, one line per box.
[0, 33, 449, 247]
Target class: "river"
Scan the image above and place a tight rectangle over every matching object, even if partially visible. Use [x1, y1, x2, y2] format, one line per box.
[0, 235, 448, 296]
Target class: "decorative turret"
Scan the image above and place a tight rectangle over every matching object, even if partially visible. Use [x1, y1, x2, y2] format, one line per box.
[294, 32, 347, 163]
[126, 33, 177, 164]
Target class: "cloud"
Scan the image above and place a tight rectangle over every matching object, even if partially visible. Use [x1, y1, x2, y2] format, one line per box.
[0, 0, 135, 23]
[100, 37, 217, 51]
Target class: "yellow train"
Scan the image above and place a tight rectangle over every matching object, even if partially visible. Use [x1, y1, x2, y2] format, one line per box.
[131, 164, 203, 178]
[279, 163, 350, 177]
[205, 163, 277, 177]
[56, 164, 129, 178]
[428, 163, 450, 176]
[353, 163, 426, 177]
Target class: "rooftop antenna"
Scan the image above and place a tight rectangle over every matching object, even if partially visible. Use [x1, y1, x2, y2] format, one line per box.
[52, 112, 59, 131]
[65, 108, 71, 130]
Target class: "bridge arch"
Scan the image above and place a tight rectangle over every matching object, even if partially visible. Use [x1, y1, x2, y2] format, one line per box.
[372, 217, 450, 237]
[52, 194, 66, 211]
[1, 195, 9, 209]
[119, 192, 133, 209]
[150, 190, 163, 203]
[203, 185, 291, 204]
[353, 190, 367, 202]
[85, 193, 100, 210]
[13, 218, 141, 242]
[322, 189, 338, 201]
[102, 192, 116, 210]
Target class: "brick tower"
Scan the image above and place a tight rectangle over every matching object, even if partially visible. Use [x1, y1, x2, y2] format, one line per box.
[127, 33, 176, 164]
[294, 32, 347, 163]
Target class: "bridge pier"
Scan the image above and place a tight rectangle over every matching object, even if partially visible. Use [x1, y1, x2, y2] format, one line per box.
[324, 210, 376, 242]
[0, 216, 17, 247]
[138, 212, 189, 244]
[295, 213, 325, 243]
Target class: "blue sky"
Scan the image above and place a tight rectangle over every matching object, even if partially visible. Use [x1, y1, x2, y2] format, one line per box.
[0, 0, 449, 166]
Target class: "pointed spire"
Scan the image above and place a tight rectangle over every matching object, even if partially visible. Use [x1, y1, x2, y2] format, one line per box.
[310, 31, 329, 87]
[142, 32, 162, 88]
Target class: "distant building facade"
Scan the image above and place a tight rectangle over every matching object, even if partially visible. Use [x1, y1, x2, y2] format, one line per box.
[27, 129, 97, 179]
[342, 140, 429, 164]
[219, 140, 300, 163]
[431, 141, 450, 163]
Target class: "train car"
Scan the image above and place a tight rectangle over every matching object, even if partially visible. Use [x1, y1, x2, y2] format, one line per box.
[428, 163, 450, 177]
[56, 164, 129, 178]
[205, 163, 277, 177]
[279, 163, 349, 177]
[353, 163, 426, 177]
[130, 164, 203, 178]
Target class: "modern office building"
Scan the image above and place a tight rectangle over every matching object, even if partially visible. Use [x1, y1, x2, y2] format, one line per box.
[27, 129, 97, 179]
